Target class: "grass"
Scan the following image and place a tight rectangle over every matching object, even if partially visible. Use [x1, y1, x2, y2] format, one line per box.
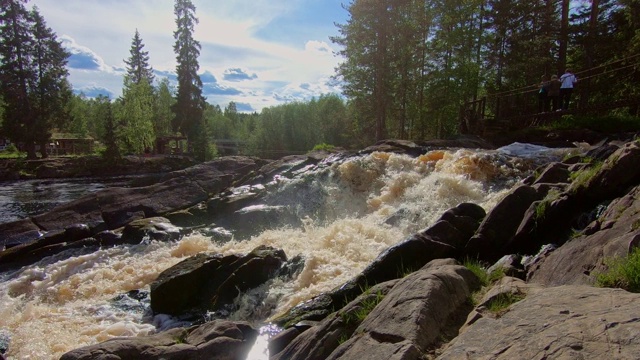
[339, 288, 385, 327]
[569, 161, 603, 192]
[312, 143, 336, 152]
[541, 113, 640, 133]
[463, 258, 506, 287]
[485, 292, 525, 315]
[595, 247, 640, 293]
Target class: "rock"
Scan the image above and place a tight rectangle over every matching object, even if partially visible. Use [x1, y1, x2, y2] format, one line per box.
[60, 320, 258, 360]
[120, 217, 181, 244]
[272, 261, 479, 360]
[527, 184, 640, 286]
[466, 185, 547, 262]
[149, 245, 287, 317]
[438, 285, 640, 359]
[488, 254, 526, 280]
[0, 218, 43, 249]
[0, 156, 265, 269]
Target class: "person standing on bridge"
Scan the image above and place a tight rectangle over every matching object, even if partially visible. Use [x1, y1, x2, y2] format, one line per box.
[560, 68, 578, 110]
[547, 74, 561, 111]
[538, 75, 550, 113]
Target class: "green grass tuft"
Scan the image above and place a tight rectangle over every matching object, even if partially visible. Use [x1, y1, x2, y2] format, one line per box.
[595, 247, 640, 293]
[485, 292, 525, 314]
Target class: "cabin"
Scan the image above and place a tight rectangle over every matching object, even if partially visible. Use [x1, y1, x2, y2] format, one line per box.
[47, 133, 95, 156]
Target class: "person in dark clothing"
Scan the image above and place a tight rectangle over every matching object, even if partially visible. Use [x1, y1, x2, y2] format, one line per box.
[538, 75, 550, 113]
[547, 74, 561, 111]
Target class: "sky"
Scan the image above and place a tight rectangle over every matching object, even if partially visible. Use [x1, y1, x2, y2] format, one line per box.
[28, 0, 350, 113]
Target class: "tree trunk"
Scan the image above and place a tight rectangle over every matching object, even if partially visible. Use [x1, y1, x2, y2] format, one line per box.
[558, 0, 570, 75]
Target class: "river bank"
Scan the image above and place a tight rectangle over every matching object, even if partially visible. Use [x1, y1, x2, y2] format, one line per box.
[0, 154, 198, 182]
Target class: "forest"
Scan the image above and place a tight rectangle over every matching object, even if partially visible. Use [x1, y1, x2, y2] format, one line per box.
[1, 0, 639, 161]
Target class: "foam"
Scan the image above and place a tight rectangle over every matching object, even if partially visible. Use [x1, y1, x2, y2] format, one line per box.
[0, 149, 550, 358]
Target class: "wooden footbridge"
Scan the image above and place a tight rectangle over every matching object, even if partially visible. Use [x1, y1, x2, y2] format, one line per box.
[459, 55, 640, 136]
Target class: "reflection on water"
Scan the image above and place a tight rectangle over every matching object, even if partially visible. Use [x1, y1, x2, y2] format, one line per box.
[0, 177, 135, 225]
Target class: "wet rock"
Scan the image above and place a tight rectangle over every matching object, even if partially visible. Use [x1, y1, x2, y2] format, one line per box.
[60, 320, 258, 360]
[149, 245, 287, 317]
[0, 156, 264, 268]
[120, 217, 181, 244]
[465, 185, 547, 262]
[0, 218, 43, 249]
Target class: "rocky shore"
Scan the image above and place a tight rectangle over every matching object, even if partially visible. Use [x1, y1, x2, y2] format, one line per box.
[2, 132, 640, 359]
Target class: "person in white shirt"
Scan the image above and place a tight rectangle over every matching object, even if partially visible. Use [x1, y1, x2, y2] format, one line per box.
[559, 68, 578, 110]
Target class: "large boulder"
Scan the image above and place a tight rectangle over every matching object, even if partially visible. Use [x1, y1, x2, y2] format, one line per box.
[271, 259, 480, 360]
[59, 320, 258, 360]
[465, 184, 547, 262]
[150, 245, 287, 317]
[528, 184, 640, 286]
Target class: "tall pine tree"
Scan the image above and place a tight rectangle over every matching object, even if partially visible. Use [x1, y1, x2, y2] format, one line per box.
[0, 1, 70, 159]
[124, 29, 154, 86]
[172, 0, 208, 160]
[119, 29, 155, 154]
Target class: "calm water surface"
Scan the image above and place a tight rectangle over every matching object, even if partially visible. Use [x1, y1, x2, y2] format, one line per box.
[0, 177, 134, 225]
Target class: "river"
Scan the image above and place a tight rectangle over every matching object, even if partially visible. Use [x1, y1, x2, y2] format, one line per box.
[0, 144, 574, 359]
[0, 177, 136, 225]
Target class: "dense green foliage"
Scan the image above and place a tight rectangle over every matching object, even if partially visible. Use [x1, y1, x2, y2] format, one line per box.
[0, 1, 71, 159]
[172, 0, 208, 161]
[332, 0, 640, 144]
[1, 0, 638, 162]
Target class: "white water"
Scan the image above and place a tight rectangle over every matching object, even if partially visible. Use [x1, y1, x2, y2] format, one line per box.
[0, 147, 574, 359]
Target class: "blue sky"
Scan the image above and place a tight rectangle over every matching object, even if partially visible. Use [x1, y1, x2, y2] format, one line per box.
[29, 0, 350, 113]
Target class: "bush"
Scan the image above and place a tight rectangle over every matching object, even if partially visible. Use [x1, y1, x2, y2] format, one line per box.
[0, 144, 24, 159]
[595, 247, 640, 292]
[312, 143, 336, 152]
[544, 113, 640, 133]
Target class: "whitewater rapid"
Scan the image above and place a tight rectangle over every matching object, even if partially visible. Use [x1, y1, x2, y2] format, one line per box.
[0, 146, 574, 359]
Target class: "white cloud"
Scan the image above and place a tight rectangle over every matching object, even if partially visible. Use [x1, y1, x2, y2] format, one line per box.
[30, 0, 346, 112]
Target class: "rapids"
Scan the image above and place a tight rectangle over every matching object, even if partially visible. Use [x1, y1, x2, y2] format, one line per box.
[0, 145, 576, 359]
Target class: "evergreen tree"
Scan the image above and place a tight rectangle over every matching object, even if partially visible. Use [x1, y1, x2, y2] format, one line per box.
[96, 95, 120, 162]
[0, 0, 34, 157]
[0, 1, 70, 159]
[119, 80, 155, 154]
[153, 77, 175, 137]
[172, 0, 207, 160]
[124, 29, 154, 86]
[119, 29, 156, 154]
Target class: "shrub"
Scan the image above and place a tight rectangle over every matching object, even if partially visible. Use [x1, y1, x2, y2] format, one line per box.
[312, 143, 336, 152]
[543, 113, 640, 133]
[595, 247, 640, 292]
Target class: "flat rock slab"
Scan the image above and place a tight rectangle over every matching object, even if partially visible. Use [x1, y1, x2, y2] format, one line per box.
[439, 285, 640, 359]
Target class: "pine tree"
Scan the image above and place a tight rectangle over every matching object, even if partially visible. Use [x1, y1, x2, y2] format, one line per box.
[97, 95, 120, 162]
[0, 1, 70, 159]
[0, 0, 34, 157]
[153, 77, 175, 137]
[172, 0, 207, 160]
[119, 29, 156, 155]
[124, 29, 154, 86]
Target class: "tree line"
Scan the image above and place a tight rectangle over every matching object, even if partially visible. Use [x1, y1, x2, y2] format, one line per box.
[2, 0, 639, 161]
[332, 0, 640, 144]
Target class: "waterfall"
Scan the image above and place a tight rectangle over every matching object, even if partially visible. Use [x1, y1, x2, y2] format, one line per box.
[0, 146, 573, 359]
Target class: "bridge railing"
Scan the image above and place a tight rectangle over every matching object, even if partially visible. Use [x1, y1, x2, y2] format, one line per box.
[461, 54, 640, 134]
